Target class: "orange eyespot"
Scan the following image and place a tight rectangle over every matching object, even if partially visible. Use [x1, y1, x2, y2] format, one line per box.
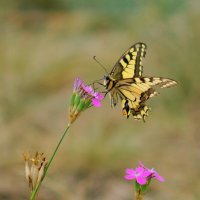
[122, 109, 127, 116]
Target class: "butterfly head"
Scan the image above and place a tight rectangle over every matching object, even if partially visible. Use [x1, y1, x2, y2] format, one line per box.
[103, 75, 109, 86]
[103, 74, 116, 89]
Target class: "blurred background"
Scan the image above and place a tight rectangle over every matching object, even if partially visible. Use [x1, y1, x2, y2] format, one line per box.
[0, 0, 200, 199]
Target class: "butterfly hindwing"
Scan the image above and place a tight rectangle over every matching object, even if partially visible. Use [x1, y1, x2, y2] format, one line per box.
[117, 77, 176, 120]
[132, 105, 151, 122]
[122, 99, 150, 121]
[111, 42, 147, 80]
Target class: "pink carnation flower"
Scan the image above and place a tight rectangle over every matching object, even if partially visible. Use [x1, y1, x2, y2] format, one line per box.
[125, 161, 164, 185]
[69, 78, 104, 124]
[74, 78, 104, 107]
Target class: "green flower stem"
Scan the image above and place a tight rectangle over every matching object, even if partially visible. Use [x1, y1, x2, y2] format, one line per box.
[30, 124, 71, 200]
[135, 190, 143, 200]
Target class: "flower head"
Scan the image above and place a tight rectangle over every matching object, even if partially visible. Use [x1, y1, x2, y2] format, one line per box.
[125, 161, 164, 185]
[125, 162, 164, 198]
[23, 152, 47, 193]
[69, 78, 104, 124]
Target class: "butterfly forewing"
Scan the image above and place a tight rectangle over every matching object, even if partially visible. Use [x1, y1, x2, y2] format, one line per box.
[111, 42, 147, 80]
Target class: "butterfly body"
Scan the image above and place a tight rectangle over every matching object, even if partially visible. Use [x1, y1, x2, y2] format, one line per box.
[103, 42, 177, 121]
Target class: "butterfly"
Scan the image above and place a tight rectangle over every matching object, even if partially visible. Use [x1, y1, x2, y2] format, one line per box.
[103, 42, 177, 121]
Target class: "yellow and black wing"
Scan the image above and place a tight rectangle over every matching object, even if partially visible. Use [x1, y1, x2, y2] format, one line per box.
[117, 77, 177, 121]
[110, 42, 147, 80]
[122, 100, 150, 121]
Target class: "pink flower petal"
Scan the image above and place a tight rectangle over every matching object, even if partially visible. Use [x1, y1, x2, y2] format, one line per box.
[143, 169, 152, 177]
[136, 176, 147, 185]
[73, 77, 83, 91]
[135, 167, 145, 174]
[92, 98, 101, 107]
[124, 168, 136, 180]
[124, 174, 136, 180]
[153, 171, 165, 182]
[125, 168, 135, 175]
[94, 92, 104, 100]
[138, 161, 145, 168]
[82, 84, 94, 94]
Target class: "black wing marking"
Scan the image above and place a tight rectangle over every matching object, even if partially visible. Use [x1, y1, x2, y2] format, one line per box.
[110, 42, 147, 80]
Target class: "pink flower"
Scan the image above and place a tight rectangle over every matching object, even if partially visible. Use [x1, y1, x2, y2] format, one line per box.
[74, 78, 103, 107]
[69, 78, 104, 124]
[125, 162, 164, 185]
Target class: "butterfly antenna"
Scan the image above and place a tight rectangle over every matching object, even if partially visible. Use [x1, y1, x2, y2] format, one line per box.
[93, 56, 109, 74]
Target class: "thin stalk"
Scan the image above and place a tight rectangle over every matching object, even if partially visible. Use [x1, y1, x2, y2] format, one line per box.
[135, 189, 143, 200]
[30, 124, 71, 200]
